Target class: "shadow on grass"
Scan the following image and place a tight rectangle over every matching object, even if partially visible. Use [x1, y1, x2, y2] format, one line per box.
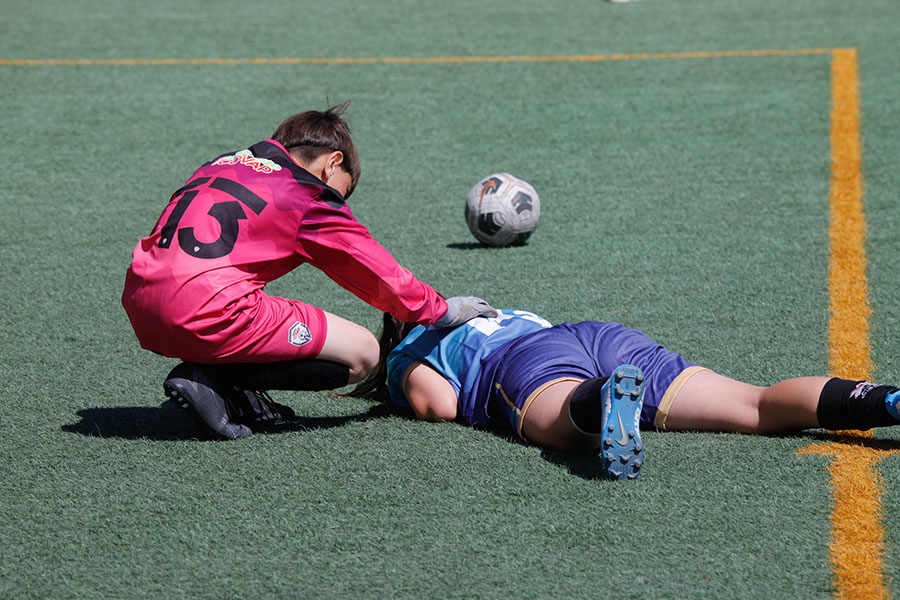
[540, 430, 900, 481]
[61, 400, 395, 441]
[446, 242, 531, 250]
[538, 448, 609, 481]
[445, 242, 485, 250]
[799, 429, 900, 451]
[471, 425, 611, 481]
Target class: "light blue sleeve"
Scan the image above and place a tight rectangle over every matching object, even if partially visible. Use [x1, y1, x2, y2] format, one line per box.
[386, 351, 417, 408]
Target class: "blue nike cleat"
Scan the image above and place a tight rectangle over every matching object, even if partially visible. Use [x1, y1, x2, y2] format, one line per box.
[885, 390, 900, 422]
[163, 362, 252, 440]
[599, 364, 645, 481]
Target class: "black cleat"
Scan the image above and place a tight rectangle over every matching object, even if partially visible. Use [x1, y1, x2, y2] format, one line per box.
[229, 389, 295, 424]
[163, 363, 252, 440]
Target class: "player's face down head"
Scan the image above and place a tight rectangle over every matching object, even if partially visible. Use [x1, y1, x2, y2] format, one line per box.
[273, 100, 361, 198]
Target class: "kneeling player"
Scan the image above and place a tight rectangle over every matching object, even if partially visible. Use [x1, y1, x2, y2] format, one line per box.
[122, 103, 495, 440]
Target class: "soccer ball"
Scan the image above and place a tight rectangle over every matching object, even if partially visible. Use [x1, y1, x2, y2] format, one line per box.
[464, 173, 540, 247]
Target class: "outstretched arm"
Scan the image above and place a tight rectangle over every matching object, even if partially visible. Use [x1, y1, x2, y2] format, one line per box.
[402, 362, 459, 422]
[297, 202, 448, 325]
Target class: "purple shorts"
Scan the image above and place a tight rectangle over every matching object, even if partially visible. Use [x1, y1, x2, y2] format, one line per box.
[479, 321, 698, 434]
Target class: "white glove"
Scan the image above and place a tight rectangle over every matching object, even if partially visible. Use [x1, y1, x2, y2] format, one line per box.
[434, 296, 498, 328]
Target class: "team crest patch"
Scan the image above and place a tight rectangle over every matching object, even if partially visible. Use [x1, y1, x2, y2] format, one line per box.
[289, 322, 312, 346]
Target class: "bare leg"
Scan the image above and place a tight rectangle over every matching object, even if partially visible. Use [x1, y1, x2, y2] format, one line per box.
[522, 380, 600, 452]
[665, 369, 828, 434]
[317, 311, 380, 383]
[523, 370, 829, 444]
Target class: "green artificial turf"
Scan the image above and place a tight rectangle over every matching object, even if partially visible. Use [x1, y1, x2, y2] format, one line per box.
[2, 1, 900, 598]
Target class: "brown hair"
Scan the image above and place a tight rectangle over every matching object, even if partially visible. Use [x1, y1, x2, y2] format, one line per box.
[272, 100, 361, 198]
[345, 313, 418, 402]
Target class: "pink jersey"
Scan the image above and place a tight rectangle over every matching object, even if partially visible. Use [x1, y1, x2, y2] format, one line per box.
[122, 139, 447, 362]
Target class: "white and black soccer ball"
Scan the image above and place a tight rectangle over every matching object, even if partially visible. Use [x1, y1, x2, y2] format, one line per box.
[464, 173, 540, 247]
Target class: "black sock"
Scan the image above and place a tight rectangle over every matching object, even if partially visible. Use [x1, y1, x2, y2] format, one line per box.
[204, 359, 350, 391]
[816, 377, 900, 430]
[567, 376, 610, 435]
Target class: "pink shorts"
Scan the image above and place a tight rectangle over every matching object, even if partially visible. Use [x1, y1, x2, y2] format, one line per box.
[129, 291, 329, 364]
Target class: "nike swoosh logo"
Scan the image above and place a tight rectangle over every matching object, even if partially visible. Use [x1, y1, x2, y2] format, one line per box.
[616, 411, 628, 446]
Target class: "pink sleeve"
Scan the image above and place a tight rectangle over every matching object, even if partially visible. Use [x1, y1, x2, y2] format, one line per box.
[296, 201, 448, 324]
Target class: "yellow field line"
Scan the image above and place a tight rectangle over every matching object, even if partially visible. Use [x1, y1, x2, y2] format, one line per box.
[0, 47, 839, 66]
[827, 47, 872, 381]
[799, 441, 897, 599]
[797, 47, 897, 600]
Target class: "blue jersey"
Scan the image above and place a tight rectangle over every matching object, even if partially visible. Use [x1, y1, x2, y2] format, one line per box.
[386, 309, 552, 425]
[387, 311, 698, 435]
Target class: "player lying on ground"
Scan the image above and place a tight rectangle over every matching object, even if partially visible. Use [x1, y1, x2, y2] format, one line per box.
[121, 102, 496, 440]
[347, 309, 900, 480]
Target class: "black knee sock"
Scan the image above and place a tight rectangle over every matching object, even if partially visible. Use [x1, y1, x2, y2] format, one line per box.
[816, 378, 900, 430]
[567, 376, 610, 435]
[205, 359, 350, 391]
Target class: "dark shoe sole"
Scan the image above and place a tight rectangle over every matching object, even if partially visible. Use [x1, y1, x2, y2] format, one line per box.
[163, 363, 252, 440]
